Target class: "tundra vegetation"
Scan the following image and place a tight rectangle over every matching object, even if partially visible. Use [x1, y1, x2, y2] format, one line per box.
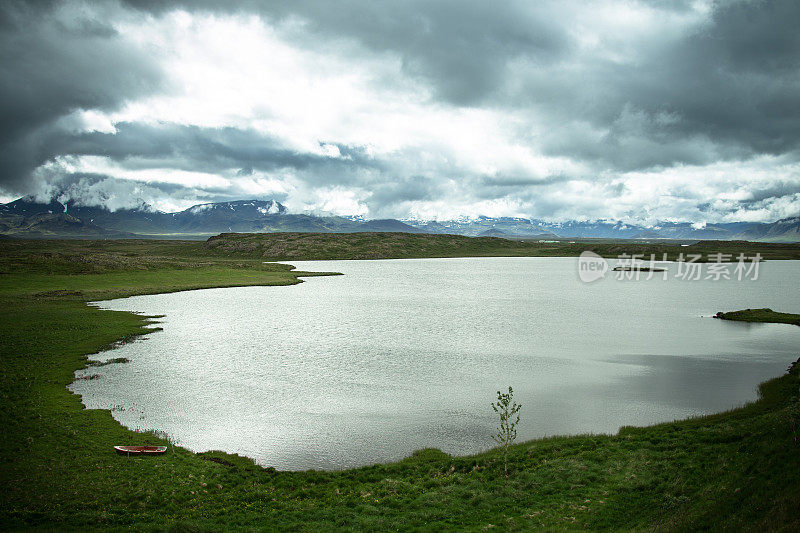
[204, 231, 800, 261]
[1, 237, 799, 530]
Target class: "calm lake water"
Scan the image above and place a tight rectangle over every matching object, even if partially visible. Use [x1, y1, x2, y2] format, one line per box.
[71, 258, 800, 470]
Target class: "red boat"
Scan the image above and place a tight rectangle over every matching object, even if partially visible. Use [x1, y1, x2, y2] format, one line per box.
[114, 445, 168, 456]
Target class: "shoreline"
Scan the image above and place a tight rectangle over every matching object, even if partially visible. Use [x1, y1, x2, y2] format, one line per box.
[71, 272, 800, 473]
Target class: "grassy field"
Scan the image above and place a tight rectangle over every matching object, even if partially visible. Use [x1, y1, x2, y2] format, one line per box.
[205, 231, 800, 261]
[1, 239, 800, 530]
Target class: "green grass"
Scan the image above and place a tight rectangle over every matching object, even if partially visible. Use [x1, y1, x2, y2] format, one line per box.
[1, 240, 800, 530]
[715, 308, 800, 327]
[205, 231, 800, 261]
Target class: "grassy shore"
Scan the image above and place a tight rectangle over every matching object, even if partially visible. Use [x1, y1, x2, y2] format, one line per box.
[205, 232, 800, 261]
[715, 308, 800, 327]
[1, 239, 800, 530]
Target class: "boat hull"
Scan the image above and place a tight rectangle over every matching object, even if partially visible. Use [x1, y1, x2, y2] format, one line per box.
[114, 445, 167, 456]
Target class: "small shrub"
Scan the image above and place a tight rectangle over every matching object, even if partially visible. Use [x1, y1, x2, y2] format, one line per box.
[491, 386, 522, 477]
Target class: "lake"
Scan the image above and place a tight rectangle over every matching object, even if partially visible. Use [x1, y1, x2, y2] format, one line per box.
[71, 257, 800, 470]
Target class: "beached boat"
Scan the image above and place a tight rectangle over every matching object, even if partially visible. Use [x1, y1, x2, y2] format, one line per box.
[114, 445, 167, 456]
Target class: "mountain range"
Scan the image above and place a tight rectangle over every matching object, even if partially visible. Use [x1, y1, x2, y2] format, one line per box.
[1, 197, 798, 242]
[404, 215, 800, 242]
[0, 198, 425, 239]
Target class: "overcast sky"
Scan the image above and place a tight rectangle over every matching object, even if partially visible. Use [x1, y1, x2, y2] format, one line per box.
[1, 0, 799, 223]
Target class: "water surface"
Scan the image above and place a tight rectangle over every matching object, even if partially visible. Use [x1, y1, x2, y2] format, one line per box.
[71, 258, 800, 470]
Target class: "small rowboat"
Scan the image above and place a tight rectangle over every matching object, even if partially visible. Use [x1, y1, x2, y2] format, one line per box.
[114, 445, 167, 456]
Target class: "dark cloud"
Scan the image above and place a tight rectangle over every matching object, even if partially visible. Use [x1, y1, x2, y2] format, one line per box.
[480, 175, 569, 189]
[11, 121, 384, 195]
[0, 1, 165, 193]
[61, 123, 326, 172]
[638, 0, 800, 155]
[122, 0, 569, 105]
[367, 175, 442, 206]
[83, 123, 382, 178]
[534, 0, 800, 170]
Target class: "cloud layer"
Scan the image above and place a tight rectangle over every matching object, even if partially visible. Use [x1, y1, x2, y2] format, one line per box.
[1, 0, 799, 223]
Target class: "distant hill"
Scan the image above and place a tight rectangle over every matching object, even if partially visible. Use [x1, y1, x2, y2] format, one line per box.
[0, 200, 135, 239]
[357, 219, 426, 233]
[205, 231, 539, 260]
[476, 228, 560, 239]
[412, 216, 555, 238]
[204, 232, 800, 261]
[643, 222, 748, 240]
[477, 228, 509, 237]
[731, 217, 800, 242]
[407, 217, 656, 239]
[0, 212, 134, 239]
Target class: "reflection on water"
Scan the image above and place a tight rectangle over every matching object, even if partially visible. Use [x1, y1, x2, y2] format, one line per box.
[71, 258, 800, 470]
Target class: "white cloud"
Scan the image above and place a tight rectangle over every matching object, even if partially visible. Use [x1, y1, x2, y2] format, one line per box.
[287, 186, 370, 216]
[50, 155, 231, 188]
[55, 109, 118, 134]
[405, 197, 527, 221]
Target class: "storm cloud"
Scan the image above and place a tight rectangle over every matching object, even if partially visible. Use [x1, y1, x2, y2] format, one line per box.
[0, 1, 165, 190]
[1, 0, 798, 222]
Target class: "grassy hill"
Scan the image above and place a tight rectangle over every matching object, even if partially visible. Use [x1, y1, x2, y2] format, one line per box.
[205, 231, 800, 261]
[1, 239, 800, 530]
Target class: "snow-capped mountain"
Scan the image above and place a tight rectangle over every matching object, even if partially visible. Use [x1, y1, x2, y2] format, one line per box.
[402, 216, 800, 242]
[407, 216, 557, 238]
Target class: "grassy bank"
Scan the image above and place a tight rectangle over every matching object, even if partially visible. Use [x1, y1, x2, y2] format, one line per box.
[204, 231, 800, 261]
[715, 308, 800, 327]
[1, 239, 800, 530]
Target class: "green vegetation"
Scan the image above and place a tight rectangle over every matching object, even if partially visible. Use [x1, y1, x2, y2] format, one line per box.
[714, 308, 800, 327]
[491, 387, 522, 478]
[205, 231, 800, 261]
[1, 239, 800, 530]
